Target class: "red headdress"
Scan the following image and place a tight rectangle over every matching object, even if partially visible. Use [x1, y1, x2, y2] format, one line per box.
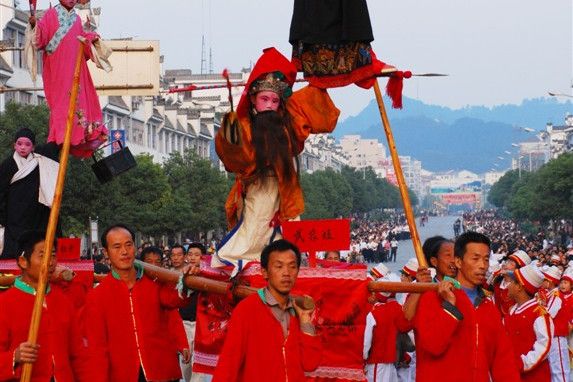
[236, 47, 297, 119]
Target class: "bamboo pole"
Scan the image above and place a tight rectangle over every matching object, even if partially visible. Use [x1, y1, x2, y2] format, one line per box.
[0, 84, 153, 93]
[20, 43, 84, 382]
[368, 280, 437, 294]
[372, 80, 427, 269]
[135, 260, 316, 310]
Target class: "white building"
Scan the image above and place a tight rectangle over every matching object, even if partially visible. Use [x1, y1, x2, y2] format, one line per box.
[301, 134, 348, 173]
[339, 134, 387, 176]
[483, 170, 506, 186]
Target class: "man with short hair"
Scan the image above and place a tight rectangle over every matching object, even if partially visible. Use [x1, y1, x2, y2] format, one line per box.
[324, 250, 341, 262]
[413, 231, 520, 381]
[0, 231, 86, 381]
[83, 224, 198, 382]
[170, 244, 186, 271]
[213, 239, 320, 381]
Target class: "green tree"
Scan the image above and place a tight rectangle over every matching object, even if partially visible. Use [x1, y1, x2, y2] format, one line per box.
[487, 170, 520, 208]
[61, 153, 172, 236]
[163, 150, 231, 238]
[0, 102, 49, 156]
[301, 168, 353, 219]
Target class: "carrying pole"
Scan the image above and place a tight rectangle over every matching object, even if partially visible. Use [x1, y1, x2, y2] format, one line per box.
[20, 43, 84, 382]
[372, 80, 427, 268]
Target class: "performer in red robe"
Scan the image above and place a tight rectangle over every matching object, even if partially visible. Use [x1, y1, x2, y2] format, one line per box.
[82, 225, 197, 382]
[504, 263, 554, 382]
[214, 47, 339, 270]
[414, 232, 520, 382]
[0, 231, 86, 382]
[213, 240, 321, 382]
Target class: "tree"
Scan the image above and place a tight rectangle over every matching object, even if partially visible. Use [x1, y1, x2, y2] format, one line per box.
[62, 153, 172, 237]
[163, 150, 231, 238]
[0, 102, 49, 154]
[488, 170, 520, 208]
[301, 168, 353, 219]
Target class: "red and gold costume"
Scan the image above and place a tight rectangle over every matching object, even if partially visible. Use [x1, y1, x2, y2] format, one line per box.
[504, 298, 553, 382]
[214, 48, 339, 268]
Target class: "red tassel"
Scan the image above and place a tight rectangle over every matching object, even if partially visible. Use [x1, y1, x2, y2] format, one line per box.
[385, 70, 412, 109]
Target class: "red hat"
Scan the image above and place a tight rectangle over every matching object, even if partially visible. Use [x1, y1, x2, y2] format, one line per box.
[236, 47, 297, 119]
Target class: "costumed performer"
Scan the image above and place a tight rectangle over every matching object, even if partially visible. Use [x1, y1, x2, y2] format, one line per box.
[213, 47, 340, 271]
[27, 0, 110, 158]
[0, 128, 60, 259]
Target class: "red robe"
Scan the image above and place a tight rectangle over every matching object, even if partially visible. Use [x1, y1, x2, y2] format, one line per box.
[212, 293, 321, 382]
[0, 283, 86, 382]
[82, 272, 190, 382]
[414, 288, 520, 382]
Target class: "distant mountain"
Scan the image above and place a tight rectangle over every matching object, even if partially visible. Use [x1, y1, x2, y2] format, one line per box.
[335, 96, 572, 173]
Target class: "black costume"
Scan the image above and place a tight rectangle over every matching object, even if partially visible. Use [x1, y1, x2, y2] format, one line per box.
[0, 142, 60, 258]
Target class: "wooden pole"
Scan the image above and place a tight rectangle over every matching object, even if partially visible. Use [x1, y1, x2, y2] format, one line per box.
[20, 43, 84, 382]
[136, 260, 316, 310]
[368, 280, 437, 294]
[372, 80, 427, 268]
[0, 266, 74, 287]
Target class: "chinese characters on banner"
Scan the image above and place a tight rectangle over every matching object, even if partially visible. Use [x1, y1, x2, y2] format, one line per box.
[282, 219, 351, 267]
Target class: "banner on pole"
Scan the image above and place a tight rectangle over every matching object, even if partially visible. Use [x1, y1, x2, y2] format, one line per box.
[282, 219, 351, 252]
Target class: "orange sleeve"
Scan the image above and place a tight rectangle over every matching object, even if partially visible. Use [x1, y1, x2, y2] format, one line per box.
[287, 86, 340, 144]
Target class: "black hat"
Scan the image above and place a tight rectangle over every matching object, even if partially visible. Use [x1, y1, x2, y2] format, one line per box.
[14, 128, 36, 145]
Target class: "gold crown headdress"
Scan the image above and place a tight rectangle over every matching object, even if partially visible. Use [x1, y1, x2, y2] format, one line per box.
[249, 72, 292, 98]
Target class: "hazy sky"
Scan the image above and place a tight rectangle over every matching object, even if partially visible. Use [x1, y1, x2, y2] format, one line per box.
[48, 1, 573, 119]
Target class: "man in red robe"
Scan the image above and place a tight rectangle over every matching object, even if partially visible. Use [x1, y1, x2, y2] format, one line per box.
[213, 239, 321, 382]
[413, 231, 520, 382]
[82, 224, 198, 382]
[0, 231, 86, 381]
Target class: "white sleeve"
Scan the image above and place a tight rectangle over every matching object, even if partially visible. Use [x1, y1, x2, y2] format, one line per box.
[546, 294, 562, 319]
[521, 314, 554, 372]
[363, 312, 376, 360]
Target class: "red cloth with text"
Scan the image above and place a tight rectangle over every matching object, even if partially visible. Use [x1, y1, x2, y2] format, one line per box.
[193, 262, 370, 381]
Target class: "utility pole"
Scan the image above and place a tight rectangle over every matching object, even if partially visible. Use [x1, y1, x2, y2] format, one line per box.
[209, 47, 214, 74]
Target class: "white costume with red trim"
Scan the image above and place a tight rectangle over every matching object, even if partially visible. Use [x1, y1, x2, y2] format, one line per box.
[505, 298, 554, 382]
[546, 289, 572, 382]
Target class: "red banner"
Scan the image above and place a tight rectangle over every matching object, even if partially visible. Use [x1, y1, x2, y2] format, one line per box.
[193, 262, 369, 381]
[57, 238, 82, 260]
[441, 193, 478, 205]
[282, 219, 351, 252]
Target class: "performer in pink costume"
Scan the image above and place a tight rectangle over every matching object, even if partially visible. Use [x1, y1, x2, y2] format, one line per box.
[29, 0, 108, 157]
